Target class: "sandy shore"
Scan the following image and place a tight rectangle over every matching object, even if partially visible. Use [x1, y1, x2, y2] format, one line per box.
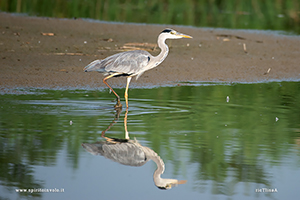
[0, 13, 299, 92]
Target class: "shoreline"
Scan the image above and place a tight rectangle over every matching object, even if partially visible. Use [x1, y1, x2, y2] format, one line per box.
[0, 12, 299, 93]
[2, 78, 300, 95]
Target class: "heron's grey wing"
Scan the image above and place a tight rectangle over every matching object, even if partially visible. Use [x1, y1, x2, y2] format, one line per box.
[101, 143, 148, 166]
[102, 50, 151, 75]
[82, 142, 148, 167]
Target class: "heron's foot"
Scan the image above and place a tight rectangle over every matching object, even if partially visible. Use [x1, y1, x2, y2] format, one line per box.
[114, 99, 122, 109]
[104, 137, 118, 144]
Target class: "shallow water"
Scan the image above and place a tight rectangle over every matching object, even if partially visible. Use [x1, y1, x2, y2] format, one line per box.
[0, 82, 300, 200]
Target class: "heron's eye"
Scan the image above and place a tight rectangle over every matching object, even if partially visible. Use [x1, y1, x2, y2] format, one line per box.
[170, 31, 176, 35]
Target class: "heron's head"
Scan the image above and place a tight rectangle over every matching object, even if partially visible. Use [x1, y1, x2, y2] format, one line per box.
[156, 179, 187, 190]
[160, 28, 192, 40]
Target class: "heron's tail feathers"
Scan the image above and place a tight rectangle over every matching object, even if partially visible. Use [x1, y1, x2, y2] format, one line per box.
[81, 143, 104, 155]
[84, 59, 104, 72]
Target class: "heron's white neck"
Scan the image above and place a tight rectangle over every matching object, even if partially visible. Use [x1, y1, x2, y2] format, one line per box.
[153, 34, 169, 68]
[142, 146, 169, 187]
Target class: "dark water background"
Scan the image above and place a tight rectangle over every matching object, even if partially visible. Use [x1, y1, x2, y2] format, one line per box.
[0, 81, 300, 199]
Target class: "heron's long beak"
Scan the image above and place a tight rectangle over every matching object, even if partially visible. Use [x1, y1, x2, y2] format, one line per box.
[177, 33, 193, 39]
[177, 180, 187, 185]
[170, 179, 187, 188]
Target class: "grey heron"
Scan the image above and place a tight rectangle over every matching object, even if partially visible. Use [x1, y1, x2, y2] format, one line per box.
[84, 28, 192, 108]
[82, 108, 187, 189]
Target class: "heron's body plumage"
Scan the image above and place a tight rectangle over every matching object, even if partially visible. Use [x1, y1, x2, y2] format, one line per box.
[82, 140, 148, 166]
[84, 50, 152, 79]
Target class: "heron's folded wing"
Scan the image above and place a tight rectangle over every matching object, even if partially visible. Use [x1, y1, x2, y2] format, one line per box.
[102, 143, 148, 166]
[104, 50, 151, 75]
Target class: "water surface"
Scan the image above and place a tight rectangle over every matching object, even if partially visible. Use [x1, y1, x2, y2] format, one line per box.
[0, 81, 300, 199]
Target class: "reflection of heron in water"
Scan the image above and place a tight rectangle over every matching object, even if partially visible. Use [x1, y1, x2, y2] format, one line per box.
[82, 108, 186, 189]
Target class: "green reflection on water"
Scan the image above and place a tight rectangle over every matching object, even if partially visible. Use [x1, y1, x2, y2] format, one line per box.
[0, 81, 300, 198]
[0, 0, 300, 34]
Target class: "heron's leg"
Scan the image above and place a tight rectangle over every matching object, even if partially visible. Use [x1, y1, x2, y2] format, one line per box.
[124, 108, 129, 139]
[101, 107, 122, 138]
[125, 76, 132, 108]
[103, 74, 122, 108]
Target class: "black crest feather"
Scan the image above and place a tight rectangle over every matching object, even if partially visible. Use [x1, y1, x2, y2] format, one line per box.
[161, 28, 173, 33]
